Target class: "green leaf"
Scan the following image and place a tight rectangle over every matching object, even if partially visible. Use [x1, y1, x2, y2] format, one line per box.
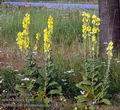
[101, 99, 111, 105]
[80, 81, 91, 85]
[15, 84, 26, 93]
[27, 83, 34, 91]
[94, 83, 103, 91]
[76, 81, 92, 93]
[47, 89, 62, 96]
[75, 95, 87, 103]
[95, 91, 104, 100]
[44, 97, 49, 105]
[47, 81, 59, 88]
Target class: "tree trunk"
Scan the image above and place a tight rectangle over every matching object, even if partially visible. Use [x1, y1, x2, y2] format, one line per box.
[99, 0, 120, 58]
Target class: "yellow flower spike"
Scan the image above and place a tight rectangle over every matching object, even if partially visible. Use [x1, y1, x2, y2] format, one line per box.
[43, 15, 54, 58]
[16, 13, 30, 52]
[91, 14, 100, 54]
[48, 15, 53, 34]
[22, 13, 30, 30]
[44, 28, 51, 53]
[106, 41, 113, 60]
[82, 11, 91, 40]
[33, 32, 41, 51]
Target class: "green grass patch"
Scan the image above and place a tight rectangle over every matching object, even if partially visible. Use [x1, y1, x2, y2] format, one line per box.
[0, 5, 97, 47]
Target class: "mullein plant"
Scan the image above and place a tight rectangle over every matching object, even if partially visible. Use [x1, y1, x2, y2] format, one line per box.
[16, 13, 42, 103]
[16, 14, 62, 107]
[33, 16, 63, 106]
[102, 41, 113, 98]
[43, 15, 62, 102]
[81, 12, 100, 81]
[75, 11, 112, 110]
[82, 11, 91, 60]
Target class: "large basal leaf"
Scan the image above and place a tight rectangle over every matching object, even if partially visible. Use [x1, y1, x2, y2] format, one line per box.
[76, 81, 91, 88]
[76, 81, 92, 93]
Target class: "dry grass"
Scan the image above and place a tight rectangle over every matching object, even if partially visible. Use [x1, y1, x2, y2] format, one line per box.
[0, 39, 83, 70]
[97, 106, 120, 110]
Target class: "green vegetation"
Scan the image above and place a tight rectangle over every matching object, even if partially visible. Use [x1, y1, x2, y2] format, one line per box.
[0, 4, 120, 110]
[0, 6, 97, 46]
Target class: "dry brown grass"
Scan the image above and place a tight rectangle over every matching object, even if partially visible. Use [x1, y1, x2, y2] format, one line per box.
[97, 106, 120, 110]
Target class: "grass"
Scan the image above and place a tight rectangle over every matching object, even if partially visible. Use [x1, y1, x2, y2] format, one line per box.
[0, 5, 97, 47]
[0, 5, 97, 74]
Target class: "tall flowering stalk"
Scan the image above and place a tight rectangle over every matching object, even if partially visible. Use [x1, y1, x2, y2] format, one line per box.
[82, 12, 92, 81]
[43, 15, 62, 104]
[106, 41, 113, 78]
[82, 11, 91, 59]
[106, 41, 113, 61]
[16, 13, 30, 52]
[34, 32, 41, 51]
[43, 15, 53, 95]
[103, 41, 113, 91]
[91, 14, 100, 56]
[48, 15, 54, 34]
[82, 12, 100, 58]
[44, 15, 53, 58]
[75, 12, 112, 110]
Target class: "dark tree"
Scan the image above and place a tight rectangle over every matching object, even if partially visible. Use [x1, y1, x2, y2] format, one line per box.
[99, 0, 120, 58]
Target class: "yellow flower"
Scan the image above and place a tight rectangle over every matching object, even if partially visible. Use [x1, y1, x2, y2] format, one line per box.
[34, 32, 40, 51]
[92, 27, 100, 34]
[82, 17, 89, 23]
[82, 11, 91, 19]
[91, 14, 100, 53]
[92, 14, 100, 26]
[74, 107, 78, 110]
[92, 14, 97, 19]
[16, 13, 30, 52]
[36, 32, 40, 41]
[16, 32, 24, 51]
[48, 15, 53, 34]
[43, 15, 54, 54]
[106, 41, 113, 60]
[82, 11, 91, 40]
[44, 28, 51, 53]
[92, 35, 97, 44]
[22, 13, 30, 30]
